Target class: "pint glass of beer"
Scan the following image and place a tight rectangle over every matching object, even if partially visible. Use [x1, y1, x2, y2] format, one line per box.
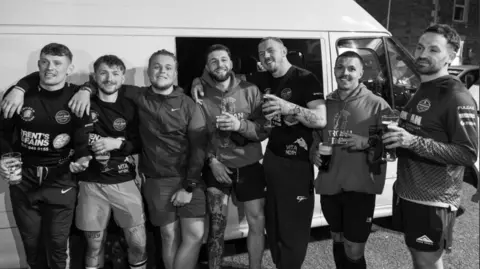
[381, 110, 400, 162]
[1, 152, 22, 184]
[318, 143, 333, 171]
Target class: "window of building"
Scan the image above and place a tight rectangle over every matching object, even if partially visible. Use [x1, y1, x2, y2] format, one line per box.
[453, 0, 469, 23]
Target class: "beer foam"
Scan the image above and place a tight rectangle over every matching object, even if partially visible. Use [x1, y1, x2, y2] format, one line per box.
[319, 144, 332, 154]
[382, 120, 398, 126]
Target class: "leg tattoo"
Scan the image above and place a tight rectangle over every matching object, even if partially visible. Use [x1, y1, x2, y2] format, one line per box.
[124, 224, 148, 266]
[207, 190, 229, 269]
[84, 231, 104, 267]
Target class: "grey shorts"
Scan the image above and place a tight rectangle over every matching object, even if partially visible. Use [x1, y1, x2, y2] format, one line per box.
[75, 180, 145, 231]
[142, 177, 206, 227]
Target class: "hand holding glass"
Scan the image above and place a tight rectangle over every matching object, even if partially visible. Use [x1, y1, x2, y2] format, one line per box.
[318, 143, 333, 171]
[381, 111, 400, 162]
[263, 89, 274, 128]
[217, 100, 234, 148]
[1, 152, 22, 184]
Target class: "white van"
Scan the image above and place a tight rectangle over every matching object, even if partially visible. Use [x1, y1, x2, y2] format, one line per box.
[0, 0, 421, 267]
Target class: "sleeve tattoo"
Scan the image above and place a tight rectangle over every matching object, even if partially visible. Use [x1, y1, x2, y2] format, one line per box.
[289, 104, 319, 125]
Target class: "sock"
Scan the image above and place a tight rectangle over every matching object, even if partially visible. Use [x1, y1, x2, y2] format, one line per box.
[333, 241, 345, 269]
[344, 255, 367, 269]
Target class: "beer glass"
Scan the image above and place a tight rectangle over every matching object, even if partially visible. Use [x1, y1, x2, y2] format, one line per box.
[1, 152, 22, 184]
[263, 88, 274, 128]
[318, 143, 333, 171]
[217, 98, 235, 148]
[381, 111, 400, 162]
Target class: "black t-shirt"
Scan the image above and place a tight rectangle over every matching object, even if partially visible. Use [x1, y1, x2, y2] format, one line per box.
[78, 88, 141, 184]
[0, 85, 92, 188]
[249, 66, 324, 161]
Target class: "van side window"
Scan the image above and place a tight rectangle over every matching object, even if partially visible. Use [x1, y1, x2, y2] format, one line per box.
[175, 37, 324, 95]
[337, 38, 392, 106]
[385, 39, 421, 109]
[337, 38, 421, 109]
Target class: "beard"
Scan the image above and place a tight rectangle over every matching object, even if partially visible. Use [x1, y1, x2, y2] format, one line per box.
[262, 58, 279, 74]
[98, 84, 120, 96]
[209, 68, 232, 82]
[415, 57, 444, 75]
[416, 65, 442, 75]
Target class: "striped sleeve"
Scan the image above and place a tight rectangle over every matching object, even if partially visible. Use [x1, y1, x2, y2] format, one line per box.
[410, 90, 478, 166]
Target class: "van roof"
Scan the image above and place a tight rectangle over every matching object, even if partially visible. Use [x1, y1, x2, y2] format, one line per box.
[0, 0, 388, 34]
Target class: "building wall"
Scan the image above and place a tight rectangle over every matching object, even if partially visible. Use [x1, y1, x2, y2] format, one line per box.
[355, 0, 480, 65]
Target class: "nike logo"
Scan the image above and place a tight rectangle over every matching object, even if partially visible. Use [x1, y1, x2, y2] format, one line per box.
[171, 108, 180, 112]
[61, 187, 73, 194]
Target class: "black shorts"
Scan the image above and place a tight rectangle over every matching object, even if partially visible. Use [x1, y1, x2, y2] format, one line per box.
[320, 191, 376, 243]
[202, 161, 266, 202]
[392, 192, 455, 252]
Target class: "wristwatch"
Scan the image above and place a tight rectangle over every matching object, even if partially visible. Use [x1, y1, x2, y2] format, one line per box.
[182, 180, 197, 193]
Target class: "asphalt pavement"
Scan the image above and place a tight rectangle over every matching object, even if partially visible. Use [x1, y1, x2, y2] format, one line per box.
[66, 182, 478, 269]
[209, 182, 479, 269]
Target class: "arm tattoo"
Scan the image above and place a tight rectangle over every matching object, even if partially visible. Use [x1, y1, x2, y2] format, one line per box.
[289, 104, 319, 125]
[124, 224, 147, 264]
[207, 191, 228, 269]
[301, 108, 319, 124]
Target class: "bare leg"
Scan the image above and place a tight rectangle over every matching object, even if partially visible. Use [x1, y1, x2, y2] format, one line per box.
[123, 224, 148, 269]
[410, 248, 444, 269]
[244, 198, 265, 269]
[84, 231, 105, 268]
[343, 237, 367, 268]
[206, 187, 229, 269]
[159, 221, 181, 269]
[173, 217, 205, 269]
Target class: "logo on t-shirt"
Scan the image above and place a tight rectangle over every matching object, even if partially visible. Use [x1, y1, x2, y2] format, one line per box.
[113, 118, 127, 131]
[416, 99, 431, 113]
[285, 144, 297, 156]
[53, 133, 71, 149]
[55, 110, 71, 124]
[20, 107, 35, 122]
[294, 137, 308, 151]
[280, 88, 292, 100]
[458, 106, 477, 127]
[328, 110, 352, 144]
